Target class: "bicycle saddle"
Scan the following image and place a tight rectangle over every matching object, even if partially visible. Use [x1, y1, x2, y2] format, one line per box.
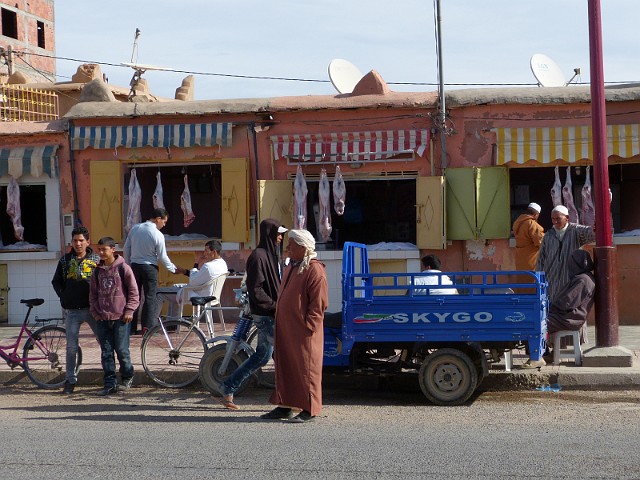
[21, 298, 44, 307]
[190, 296, 216, 306]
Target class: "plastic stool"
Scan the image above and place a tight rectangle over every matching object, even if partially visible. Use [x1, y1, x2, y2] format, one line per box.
[552, 330, 582, 366]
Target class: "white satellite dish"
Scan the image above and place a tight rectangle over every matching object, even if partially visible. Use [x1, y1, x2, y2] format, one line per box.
[328, 59, 363, 94]
[530, 54, 567, 87]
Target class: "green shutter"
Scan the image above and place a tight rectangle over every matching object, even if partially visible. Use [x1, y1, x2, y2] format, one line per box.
[476, 167, 510, 239]
[445, 168, 476, 240]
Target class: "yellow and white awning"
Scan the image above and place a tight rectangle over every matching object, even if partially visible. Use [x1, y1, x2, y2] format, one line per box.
[493, 124, 640, 165]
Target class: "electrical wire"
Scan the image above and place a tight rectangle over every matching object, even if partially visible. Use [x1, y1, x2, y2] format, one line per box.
[10, 49, 639, 89]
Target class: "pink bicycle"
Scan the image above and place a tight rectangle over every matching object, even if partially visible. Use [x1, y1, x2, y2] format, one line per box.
[0, 298, 80, 389]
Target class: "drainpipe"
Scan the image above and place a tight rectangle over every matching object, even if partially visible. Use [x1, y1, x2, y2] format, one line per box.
[67, 120, 82, 226]
[588, 0, 619, 347]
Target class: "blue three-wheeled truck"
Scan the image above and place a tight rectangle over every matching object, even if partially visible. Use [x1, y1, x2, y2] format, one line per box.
[321, 242, 547, 405]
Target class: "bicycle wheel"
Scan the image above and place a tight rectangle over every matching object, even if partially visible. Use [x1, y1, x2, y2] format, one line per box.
[199, 343, 251, 396]
[141, 319, 207, 388]
[23, 325, 81, 389]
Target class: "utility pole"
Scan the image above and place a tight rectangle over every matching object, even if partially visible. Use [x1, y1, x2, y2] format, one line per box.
[435, 0, 447, 168]
[587, 0, 619, 348]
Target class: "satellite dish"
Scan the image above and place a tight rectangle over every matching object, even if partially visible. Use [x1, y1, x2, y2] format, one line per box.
[530, 54, 567, 87]
[328, 59, 363, 94]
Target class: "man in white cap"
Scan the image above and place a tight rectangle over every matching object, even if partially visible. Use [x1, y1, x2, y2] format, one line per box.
[261, 229, 328, 423]
[536, 204, 595, 304]
[512, 202, 544, 272]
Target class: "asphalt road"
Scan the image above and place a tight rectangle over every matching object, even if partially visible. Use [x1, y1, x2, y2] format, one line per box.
[1, 385, 639, 480]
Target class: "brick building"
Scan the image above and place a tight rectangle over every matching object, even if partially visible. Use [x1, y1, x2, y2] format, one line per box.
[0, 0, 55, 83]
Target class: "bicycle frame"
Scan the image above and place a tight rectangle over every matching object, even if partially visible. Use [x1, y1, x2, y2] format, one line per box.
[0, 304, 56, 368]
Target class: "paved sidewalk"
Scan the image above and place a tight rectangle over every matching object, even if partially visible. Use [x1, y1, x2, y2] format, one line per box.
[1, 323, 639, 391]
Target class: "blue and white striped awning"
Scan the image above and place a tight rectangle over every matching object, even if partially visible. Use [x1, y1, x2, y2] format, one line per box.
[70, 123, 233, 150]
[0, 145, 58, 179]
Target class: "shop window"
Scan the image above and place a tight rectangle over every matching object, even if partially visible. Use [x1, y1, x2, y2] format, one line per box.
[508, 164, 640, 234]
[37, 21, 45, 48]
[1, 8, 17, 39]
[303, 179, 417, 248]
[0, 184, 47, 248]
[125, 165, 222, 238]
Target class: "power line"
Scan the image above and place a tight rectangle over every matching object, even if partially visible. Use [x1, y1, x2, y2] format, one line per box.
[16, 49, 640, 88]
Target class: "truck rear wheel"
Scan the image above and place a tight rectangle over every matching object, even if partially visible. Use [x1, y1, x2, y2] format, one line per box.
[419, 348, 478, 406]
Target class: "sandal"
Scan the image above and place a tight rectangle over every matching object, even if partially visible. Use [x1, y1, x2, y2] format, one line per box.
[218, 396, 240, 410]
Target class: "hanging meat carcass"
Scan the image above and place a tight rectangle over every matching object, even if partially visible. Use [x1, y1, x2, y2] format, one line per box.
[6, 177, 24, 242]
[318, 168, 332, 242]
[125, 168, 142, 235]
[153, 171, 165, 210]
[333, 165, 346, 215]
[551, 166, 562, 207]
[181, 174, 196, 228]
[580, 166, 595, 227]
[562, 166, 579, 223]
[293, 165, 308, 229]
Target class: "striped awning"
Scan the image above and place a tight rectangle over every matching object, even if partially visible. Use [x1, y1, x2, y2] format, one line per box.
[70, 123, 233, 150]
[0, 145, 58, 179]
[270, 129, 430, 162]
[493, 124, 640, 165]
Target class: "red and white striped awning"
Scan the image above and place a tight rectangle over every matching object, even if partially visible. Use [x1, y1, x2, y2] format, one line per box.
[270, 130, 429, 163]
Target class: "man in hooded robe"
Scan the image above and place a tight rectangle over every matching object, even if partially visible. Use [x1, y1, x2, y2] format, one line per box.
[261, 229, 328, 423]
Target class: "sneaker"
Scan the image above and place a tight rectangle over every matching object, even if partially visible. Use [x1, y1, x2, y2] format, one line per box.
[288, 410, 315, 423]
[260, 407, 293, 420]
[98, 385, 119, 396]
[62, 381, 75, 394]
[521, 358, 546, 369]
[120, 377, 134, 390]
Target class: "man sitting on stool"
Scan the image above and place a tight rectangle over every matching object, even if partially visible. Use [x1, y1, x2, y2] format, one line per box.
[522, 249, 595, 368]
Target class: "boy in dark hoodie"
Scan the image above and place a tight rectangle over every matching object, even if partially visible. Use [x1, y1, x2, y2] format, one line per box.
[217, 218, 287, 410]
[90, 237, 140, 395]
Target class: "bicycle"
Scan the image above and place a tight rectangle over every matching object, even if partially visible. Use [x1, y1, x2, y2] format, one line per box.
[0, 298, 80, 389]
[140, 294, 230, 388]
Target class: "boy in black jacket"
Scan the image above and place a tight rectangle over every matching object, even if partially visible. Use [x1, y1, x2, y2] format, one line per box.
[51, 226, 100, 394]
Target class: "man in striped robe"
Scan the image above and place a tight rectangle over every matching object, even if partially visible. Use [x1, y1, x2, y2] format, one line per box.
[536, 205, 595, 304]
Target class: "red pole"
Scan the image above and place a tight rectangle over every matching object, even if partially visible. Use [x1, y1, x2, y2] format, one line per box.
[588, 0, 618, 347]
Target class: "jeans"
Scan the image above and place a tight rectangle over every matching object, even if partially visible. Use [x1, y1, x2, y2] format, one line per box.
[131, 263, 159, 331]
[64, 308, 97, 384]
[95, 319, 134, 388]
[222, 315, 274, 396]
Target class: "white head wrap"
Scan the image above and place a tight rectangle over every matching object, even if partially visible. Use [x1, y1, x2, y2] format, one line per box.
[288, 229, 317, 273]
[552, 205, 569, 216]
[528, 202, 541, 213]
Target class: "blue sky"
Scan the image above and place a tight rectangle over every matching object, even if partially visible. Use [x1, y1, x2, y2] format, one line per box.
[54, 0, 639, 100]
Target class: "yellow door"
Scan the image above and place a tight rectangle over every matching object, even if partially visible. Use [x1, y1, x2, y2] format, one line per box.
[0, 264, 7, 322]
[416, 176, 445, 249]
[90, 160, 123, 243]
[221, 158, 250, 243]
[369, 259, 407, 296]
[258, 180, 293, 230]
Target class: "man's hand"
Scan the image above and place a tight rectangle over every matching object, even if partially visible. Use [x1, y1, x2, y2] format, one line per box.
[122, 313, 133, 324]
[174, 266, 188, 275]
